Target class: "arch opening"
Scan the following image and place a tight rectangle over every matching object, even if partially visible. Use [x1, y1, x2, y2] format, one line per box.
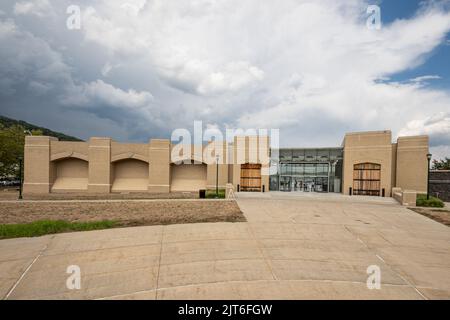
[170, 162, 207, 192]
[111, 159, 149, 192]
[51, 158, 88, 192]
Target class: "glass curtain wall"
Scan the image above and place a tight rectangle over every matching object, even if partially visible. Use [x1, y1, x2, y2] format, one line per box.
[270, 148, 343, 193]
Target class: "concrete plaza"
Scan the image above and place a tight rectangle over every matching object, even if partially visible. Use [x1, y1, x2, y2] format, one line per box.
[1, 193, 449, 299]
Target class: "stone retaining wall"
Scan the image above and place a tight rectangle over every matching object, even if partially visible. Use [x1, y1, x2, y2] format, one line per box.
[430, 170, 450, 201]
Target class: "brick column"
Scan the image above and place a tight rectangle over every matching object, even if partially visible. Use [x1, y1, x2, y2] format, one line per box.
[23, 136, 57, 194]
[148, 139, 170, 193]
[88, 137, 111, 193]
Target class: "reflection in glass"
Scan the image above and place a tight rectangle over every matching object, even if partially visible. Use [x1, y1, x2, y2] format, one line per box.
[270, 148, 343, 193]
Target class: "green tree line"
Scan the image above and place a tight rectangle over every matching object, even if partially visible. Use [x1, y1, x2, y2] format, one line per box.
[0, 125, 42, 179]
[432, 158, 450, 170]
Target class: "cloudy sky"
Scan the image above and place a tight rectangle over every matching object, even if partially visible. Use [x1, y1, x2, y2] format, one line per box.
[0, 0, 449, 158]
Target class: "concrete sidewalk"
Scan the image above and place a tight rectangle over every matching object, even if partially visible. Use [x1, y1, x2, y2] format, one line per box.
[1, 194, 449, 299]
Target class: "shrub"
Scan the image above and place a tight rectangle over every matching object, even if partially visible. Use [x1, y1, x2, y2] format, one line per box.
[416, 194, 445, 208]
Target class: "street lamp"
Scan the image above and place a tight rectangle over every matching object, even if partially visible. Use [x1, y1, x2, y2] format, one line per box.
[426, 153, 432, 200]
[215, 154, 219, 198]
[18, 156, 23, 200]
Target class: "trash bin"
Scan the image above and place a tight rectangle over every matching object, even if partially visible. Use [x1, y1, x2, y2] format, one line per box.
[199, 189, 206, 199]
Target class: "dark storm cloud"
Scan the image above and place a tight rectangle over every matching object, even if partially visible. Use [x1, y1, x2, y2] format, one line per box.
[0, 0, 449, 155]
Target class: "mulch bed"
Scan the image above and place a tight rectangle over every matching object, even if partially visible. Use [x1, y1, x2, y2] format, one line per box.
[0, 200, 245, 226]
[0, 189, 197, 200]
[409, 207, 450, 227]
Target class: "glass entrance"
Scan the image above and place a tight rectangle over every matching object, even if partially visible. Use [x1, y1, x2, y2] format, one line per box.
[269, 148, 343, 193]
[291, 177, 303, 192]
[279, 176, 291, 192]
[278, 176, 329, 192]
[277, 165, 330, 193]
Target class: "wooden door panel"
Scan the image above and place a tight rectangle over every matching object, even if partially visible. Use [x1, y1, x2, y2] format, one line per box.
[240, 164, 261, 192]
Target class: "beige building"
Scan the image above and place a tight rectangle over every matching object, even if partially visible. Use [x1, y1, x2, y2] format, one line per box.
[23, 136, 270, 195]
[341, 131, 429, 196]
[23, 130, 428, 197]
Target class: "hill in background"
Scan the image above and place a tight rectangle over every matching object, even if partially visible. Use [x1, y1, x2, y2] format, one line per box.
[0, 115, 82, 141]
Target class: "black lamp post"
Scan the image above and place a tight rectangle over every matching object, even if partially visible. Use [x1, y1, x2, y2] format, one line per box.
[426, 153, 432, 200]
[18, 156, 23, 200]
[215, 155, 219, 198]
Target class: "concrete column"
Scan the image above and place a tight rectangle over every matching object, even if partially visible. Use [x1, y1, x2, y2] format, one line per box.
[232, 136, 246, 190]
[88, 137, 111, 193]
[259, 135, 270, 193]
[148, 139, 170, 193]
[395, 136, 429, 193]
[23, 136, 57, 194]
[231, 136, 270, 192]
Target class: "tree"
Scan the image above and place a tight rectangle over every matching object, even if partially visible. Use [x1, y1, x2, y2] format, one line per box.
[0, 125, 42, 179]
[432, 157, 450, 170]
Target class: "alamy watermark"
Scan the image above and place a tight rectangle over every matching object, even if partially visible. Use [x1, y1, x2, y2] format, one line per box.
[66, 265, 81, 290]
[66, 5, 81, 30]
[170, 121, 279, 176]
[65, 4, 382, 31]
[367, 5, 382, 30]
[366, 265, 381, 290]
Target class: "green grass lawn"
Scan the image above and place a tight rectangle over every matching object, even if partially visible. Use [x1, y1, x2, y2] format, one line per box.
[0, 220, 117, 239]
[416, 194, 445, 208]
[205, 189, 226, 199]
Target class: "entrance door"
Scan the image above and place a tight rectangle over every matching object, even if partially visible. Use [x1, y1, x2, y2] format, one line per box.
[314, 177, 328, 192]
[292, 177, 303, 192]
[279, 176, 291, 192]
[353, 163, 381, 196]
[240, 164, 262, 192]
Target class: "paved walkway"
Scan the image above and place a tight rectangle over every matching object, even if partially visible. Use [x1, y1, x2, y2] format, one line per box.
[1, 193, 449, 299]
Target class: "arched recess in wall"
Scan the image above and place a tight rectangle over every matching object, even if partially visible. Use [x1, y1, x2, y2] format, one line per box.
[170, 160, 207, 192]
[111, 159, 149, 192]
[51, 158, 88, 192]
[353, 162, 381, 196]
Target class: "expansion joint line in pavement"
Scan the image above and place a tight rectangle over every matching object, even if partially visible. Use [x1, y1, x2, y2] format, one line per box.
[155, 227, 165, 300]
[246, 223, 278, 281]
[98, 278, 416, 300]
[4, 236, 54, 300]
[343, 225, 428, 300]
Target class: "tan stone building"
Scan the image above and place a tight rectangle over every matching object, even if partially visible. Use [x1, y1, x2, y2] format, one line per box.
[273, 130, 429, 197]
[23, 136, 270, 195]
[23, 130, 429, 197]
[341, 131, 429, 196]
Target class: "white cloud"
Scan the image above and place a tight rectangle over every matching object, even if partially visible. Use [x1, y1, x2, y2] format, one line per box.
[120, 0, 147, 16]
[160, 60, 264, 95]
[410, 75, 442, 82]
[62, 79, 154, 109]
[101, 62, 121, 77]
[409, 75, 442, 85]
[82, 6, 151, 57]
[399, 112, 450, 147]
[76, 1, 450, 95]
[101, 62, 113, 77]
[14, 0, 53, 17]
